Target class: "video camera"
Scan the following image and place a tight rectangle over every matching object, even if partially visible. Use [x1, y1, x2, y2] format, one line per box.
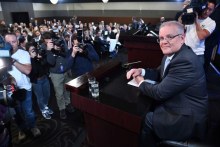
[181, 0, 207, 25]
[0, 36, 26, 107]
[0, 36, 13, 83]
[77, 43, 88, 56]
[33, 40, 47, 57]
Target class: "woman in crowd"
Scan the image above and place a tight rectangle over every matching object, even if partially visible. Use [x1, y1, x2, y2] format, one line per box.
[26, 42, 53, 119]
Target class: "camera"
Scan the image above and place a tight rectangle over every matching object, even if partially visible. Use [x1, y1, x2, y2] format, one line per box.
[181, 0, 207, 25]
[0, 36, 13, 83]
[0, 84, 26, 107]
[50, 38, 66, 57]
[52, 38, 64, 48]
[0, 36, 26, 107]
[78, 43, 86, 50]
[32, 40, 47, 57]
[77, 43, 88, 56]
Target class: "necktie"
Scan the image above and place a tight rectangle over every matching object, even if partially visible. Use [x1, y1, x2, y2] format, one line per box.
[68, 40, 72, 49]
[163, 57, 170, 75]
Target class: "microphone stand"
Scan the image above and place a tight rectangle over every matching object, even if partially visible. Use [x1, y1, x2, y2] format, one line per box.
[122, 61, 142, 69]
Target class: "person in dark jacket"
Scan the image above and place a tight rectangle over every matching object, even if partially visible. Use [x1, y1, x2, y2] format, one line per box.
[70, 35, 99, 78]
[43, 32, 75, 120]
[26, 42, 53, 119]
[127, 21, 208, 147]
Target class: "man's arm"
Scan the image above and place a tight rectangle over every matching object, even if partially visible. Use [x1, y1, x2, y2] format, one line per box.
[13, 61, 32, 75]
[195, 21, 211, 40]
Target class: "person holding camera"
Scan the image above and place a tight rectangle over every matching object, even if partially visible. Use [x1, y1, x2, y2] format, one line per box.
[70, 35, 99, 78]
[26, 42, 53, 120]
[5, 33, 41, 141]
[183, 0, 217, 64]
[43, 32, 75, 120]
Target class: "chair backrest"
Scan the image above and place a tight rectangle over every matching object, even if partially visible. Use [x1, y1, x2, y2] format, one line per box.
[93, 40, 102, 57]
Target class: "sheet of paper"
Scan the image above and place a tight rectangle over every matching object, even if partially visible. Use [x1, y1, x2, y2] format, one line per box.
[127, 78, 157, 87]
[127, 78, 139, 87]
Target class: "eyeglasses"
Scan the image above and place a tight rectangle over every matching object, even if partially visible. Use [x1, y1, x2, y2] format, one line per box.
[157, 34, 182, 43]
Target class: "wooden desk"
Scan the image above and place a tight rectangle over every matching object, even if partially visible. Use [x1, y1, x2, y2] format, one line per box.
[120, 35, 163, 68]
[66, 61, 152, 147]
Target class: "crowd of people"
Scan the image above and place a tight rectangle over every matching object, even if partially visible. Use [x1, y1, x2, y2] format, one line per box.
[0, 15, 130, 146]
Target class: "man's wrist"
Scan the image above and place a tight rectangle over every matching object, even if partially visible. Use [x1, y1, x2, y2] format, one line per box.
[12, 59, 16, 65]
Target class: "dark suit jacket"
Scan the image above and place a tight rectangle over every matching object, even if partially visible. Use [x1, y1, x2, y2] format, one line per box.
[26, 35, 33, 43]
[139, 44, 208, 141]
[94, 36, 109, 52]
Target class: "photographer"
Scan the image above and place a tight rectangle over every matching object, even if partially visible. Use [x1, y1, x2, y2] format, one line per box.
[71, 35, 99, 78]
[5, 33, 41, 141]
[26, 42, 53, 120]
[43, 32, 75, 120]
[0, 76, 19, 147]
[182, 0, 217, 64]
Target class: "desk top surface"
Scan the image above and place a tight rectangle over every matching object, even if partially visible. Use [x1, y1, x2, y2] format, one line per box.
[66, 61, 152, 117]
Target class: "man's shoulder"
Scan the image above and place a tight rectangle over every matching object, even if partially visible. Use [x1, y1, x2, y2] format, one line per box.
[200, 17, 216, 33]
[12, 48, 29, 56]
[17, 48, 28, 53]
[205, 17, 215, 22]
[178, 44, 196, 57]
[12, 49, 30, 61]
[200, 17, 216, 26]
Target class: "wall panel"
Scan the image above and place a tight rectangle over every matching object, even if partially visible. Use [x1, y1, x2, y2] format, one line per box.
[0, 2, 182, 24]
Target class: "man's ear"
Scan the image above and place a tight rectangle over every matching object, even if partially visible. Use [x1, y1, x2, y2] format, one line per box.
[181, 33, 186, 40]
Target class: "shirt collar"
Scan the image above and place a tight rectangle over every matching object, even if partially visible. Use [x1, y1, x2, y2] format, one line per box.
[167, 54, 174, 61]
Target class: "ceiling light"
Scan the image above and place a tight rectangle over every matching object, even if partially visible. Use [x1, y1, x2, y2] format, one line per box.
[102, 0, 109, 3]
[50, 0, 59, 4]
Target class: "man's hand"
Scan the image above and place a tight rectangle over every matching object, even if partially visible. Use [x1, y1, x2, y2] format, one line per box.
[72, 45, 82, 57]
[46, 41, 54, 51]
[29, 48, 37, 58]
[134, 75, 144, 85]
[126, 68, 142, 79]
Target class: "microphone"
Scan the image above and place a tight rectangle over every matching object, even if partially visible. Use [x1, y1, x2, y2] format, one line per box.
[122, 61, 142, 68]
[132, 30, 140, 35]
[149, 30, 158, 37]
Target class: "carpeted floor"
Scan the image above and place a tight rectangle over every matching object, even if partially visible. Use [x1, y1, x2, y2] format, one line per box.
[11, 109, 85, 147]
[10, 74, 86, 147]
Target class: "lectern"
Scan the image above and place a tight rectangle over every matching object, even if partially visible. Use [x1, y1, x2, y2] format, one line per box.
[121, 35, 163, 68]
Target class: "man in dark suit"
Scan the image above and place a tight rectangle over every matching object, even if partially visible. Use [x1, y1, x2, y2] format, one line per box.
[22, 30, 33, 43]
[127, 21, 208, 147]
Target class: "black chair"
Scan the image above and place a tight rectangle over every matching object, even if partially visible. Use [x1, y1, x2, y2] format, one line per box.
[93, 40, 109, 59]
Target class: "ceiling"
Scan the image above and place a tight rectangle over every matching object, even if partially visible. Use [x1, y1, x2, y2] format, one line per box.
[0, 0, 183, 3]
